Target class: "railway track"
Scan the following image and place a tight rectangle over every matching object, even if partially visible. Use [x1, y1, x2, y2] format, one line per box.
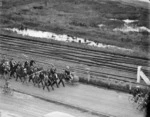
[0, 35, 149, 68]
[0, 34, 149, 85]
[0, 52, 136, 84]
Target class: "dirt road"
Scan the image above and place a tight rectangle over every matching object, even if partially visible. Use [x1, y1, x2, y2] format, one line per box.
[0, 89, 98, 117]
[0, 79, 145, 117]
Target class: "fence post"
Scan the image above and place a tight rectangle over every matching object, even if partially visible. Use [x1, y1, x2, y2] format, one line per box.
[129, 81, 132, 90]
[86, 68, 90, 82]
[137, 66, 142, 83]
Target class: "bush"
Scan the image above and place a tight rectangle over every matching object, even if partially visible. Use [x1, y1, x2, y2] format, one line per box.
[70, 21, 88, 27]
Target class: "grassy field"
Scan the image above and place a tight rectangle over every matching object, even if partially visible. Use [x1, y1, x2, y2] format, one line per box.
[1, 0, 150, 55]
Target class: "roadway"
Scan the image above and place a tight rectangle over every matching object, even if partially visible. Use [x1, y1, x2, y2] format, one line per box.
[0, 78, 145, 117]
[0, 87, 99, 117]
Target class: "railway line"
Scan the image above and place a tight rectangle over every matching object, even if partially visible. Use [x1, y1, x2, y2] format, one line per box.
[0, 52, 136, 84]
[0, 34, 149, 85]
[0, 35, 149, 68]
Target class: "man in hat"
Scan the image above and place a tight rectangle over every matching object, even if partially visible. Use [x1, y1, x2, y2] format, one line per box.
[64, 66, 73, 81]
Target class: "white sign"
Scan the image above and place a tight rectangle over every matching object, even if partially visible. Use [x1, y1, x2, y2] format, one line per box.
[137, 66, 150, 85]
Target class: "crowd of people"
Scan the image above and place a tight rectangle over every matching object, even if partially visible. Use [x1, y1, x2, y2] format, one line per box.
[0, 57, 77, 92]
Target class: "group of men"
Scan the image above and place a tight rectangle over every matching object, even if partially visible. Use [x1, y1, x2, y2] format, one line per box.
[1, 57, 73, 84]
[50, 65, 73, 81]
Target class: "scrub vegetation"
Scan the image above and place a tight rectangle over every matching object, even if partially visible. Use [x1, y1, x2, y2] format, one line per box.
[1, 0, 150, 55]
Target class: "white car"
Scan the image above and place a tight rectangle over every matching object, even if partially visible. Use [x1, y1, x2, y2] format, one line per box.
[44, 111, 75, 117]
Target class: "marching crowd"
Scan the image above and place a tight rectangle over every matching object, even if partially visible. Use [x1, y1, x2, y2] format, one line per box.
[0, 57, 76, 92]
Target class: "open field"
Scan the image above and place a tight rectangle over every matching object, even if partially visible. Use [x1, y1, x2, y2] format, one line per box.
[1, 0, 150, 55]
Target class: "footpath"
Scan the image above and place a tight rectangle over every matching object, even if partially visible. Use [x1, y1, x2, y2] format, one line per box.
[0, 78, 144, 117]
